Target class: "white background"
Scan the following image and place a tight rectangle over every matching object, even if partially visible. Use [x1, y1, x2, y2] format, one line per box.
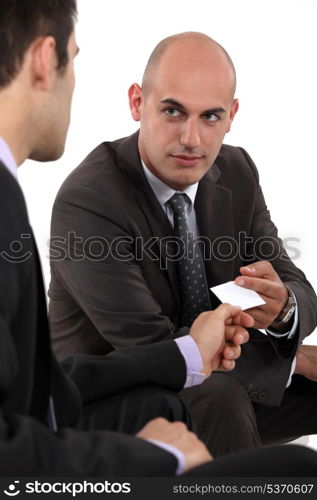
[18, 0, 317, 447]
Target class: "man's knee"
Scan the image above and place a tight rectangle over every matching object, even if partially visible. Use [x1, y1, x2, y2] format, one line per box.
[79, 385, 192, 434]
[128, 386, 192, 428]
[181, 373, 254, 418]
[180, 373, 261, 456]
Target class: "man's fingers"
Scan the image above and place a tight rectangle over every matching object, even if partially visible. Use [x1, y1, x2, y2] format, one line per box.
[223, 342, 241, 361]
[226, 311, 254, 328]
[225, 325, 249, 345]
[239, 261, 277, 279]
[225, 317, 233, 325]
[220, 358, 236, 371]
[232, 311, 254, 328]
[243, 307, 273, 329]
[233, 327, 249, 345]
[235, 276, 282, 300]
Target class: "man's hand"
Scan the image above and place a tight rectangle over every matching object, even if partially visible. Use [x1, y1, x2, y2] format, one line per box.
[295, 345, 317, 382]
[235, 261, 289, 329]
[136, 418, 212, 473]
[189, 303, 252, 377]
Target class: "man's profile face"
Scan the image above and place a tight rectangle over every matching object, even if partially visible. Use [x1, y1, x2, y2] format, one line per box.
[49, 31, 79, 160]
[130, 39, 238, 191]
[31, 31, 79, 162]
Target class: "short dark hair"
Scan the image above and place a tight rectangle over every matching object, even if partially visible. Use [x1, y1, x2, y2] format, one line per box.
[0, 0, 77, 89]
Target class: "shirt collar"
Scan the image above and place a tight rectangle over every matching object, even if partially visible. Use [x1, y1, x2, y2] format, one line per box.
[142, 160, 198, 209]
[0, 137, 18, 179]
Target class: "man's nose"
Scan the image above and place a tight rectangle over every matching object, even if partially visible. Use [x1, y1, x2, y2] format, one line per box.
[180, 119, 201, 149]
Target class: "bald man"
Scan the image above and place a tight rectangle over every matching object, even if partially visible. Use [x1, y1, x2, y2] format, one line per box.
[49, 32, 317, 456]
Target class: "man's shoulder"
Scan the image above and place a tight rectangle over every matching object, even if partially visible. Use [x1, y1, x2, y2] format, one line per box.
[0, 164, 31, 270]
[215, 144, 259, 185]
[0, 162, 28, 222]
[218, 144, 255, 168]
[57, 132, 138, 197]
[63, 139, 122, 184]
[0, 161, 22, 196]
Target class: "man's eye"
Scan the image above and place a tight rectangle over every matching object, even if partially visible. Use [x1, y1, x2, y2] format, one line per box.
[204, 113, 218, 122]
[165, 108, 181, 117]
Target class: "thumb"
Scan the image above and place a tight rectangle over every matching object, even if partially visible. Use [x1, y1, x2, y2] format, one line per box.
[216, 303, 242, 321]
[234, 311, 254, 328]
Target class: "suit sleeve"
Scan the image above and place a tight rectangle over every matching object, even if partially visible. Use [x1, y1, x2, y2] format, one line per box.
[0, 282, 182, 475]
[0, 306, 180, 475]
[61, 340, 186, 406]
[49, 182, 189, 357]
[0, 271, 180, 476]
[0, 411, 177, 476]
[216, 147, 317, 406]
[239, 146, 317, 353]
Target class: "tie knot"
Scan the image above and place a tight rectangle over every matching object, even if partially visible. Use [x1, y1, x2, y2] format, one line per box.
[168, 193, 190, 215]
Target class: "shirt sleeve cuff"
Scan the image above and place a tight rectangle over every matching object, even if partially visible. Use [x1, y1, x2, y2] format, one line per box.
[286, 357, 297, 388]
[174, 336, 205, 388]
[266, 297, 298, 339]
[146, 439, 186, 475]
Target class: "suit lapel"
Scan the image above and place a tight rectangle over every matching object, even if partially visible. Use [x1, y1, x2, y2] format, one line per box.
[115, 132, 181, 306]
[195, 159, 235, 291]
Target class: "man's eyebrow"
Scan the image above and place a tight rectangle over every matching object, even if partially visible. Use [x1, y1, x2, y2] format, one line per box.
[160, 98, 186, 110]
[160, 98, 226, 115]
[203, 107, 226, 115]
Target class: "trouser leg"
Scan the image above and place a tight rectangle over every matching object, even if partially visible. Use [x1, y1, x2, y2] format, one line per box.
[254, 375, 317, 444]
[185, 444, 317, 476]
[180, 372, 261, 457]
[76, 385, 193, 434]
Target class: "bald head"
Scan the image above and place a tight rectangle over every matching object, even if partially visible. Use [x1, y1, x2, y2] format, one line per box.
[129, 31, 239, 192]
[142, 32, 236, 97]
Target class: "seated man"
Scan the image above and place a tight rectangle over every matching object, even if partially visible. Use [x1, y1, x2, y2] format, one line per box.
[49, 30, 317, 456]
[4, 0, 317, 477]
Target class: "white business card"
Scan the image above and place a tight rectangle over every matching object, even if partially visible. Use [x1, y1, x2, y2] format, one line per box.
[210, 281, 266, 310]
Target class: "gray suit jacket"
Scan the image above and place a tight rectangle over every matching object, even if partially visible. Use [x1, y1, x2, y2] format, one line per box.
[49, 131, 317, 406]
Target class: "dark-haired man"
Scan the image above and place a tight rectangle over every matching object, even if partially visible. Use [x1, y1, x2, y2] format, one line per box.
[49, 31, 317, 456]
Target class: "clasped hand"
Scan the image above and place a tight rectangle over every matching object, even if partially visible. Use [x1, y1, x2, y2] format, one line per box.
[189, 303, 252, 377]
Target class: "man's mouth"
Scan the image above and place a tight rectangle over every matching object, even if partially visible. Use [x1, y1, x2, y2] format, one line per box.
[170, 154, 203, 167]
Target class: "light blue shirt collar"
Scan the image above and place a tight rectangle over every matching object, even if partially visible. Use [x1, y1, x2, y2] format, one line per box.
[0, 137, 18, 179]
[142, 160, 198, 209]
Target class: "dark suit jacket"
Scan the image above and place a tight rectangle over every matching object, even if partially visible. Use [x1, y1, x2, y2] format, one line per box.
[0, 161, 187, 475]
[49, 131, 317, 406]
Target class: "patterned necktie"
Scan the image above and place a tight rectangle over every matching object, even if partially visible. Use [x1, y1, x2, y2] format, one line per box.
[168, 193, 211, 326]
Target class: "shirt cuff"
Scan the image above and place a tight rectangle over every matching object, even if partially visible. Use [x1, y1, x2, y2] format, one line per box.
[286, 357, 297, 388]
[146, 439, 186, 475]
[266, 296, 298, 339]
[174, 336, 205, 388]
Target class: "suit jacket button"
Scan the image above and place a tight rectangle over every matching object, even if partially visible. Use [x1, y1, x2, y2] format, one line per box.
[258, 391, 266, 401]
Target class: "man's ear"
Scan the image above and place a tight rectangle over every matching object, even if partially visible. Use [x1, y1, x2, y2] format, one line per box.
[31, 36, 57, 91]
[128, 83, 143, 121]
[226, 98, 239, 133]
